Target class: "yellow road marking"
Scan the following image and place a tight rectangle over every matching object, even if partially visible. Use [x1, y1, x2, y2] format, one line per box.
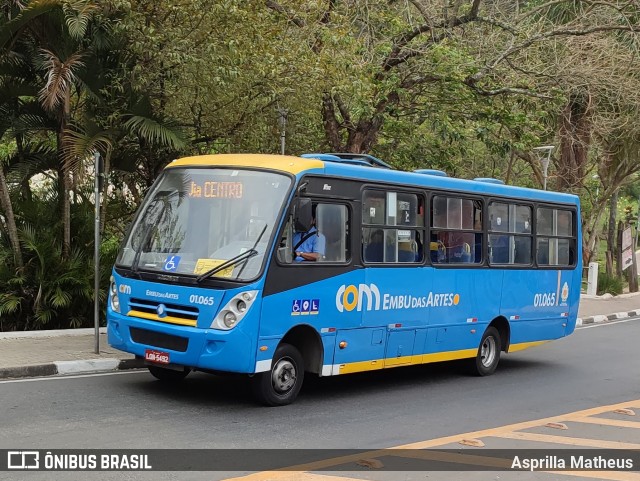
[239, 474, 366, 481]
[573, 417, 640, 429]
[545, 471, 640, 481]
[222, 399, 640, 481]
[223, 451, 390, 481]
[392, 450, 511, 469]
[495, 431, 640, 449]
[398, 399, 640, 450]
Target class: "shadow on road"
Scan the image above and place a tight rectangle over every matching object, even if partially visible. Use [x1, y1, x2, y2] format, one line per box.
[127, 354, 557, 408]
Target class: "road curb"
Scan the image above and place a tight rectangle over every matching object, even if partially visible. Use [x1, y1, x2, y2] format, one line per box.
[576, 310, 640, 327]
[0, 357, 145, 380]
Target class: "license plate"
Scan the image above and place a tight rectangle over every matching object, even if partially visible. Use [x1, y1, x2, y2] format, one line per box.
[145, 349, 170, 364]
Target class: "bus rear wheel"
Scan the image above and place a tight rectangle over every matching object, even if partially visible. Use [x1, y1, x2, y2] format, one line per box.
[148, 365, 190, 383]
[470, 326, 501, 376]
[251, 343, 304, 406]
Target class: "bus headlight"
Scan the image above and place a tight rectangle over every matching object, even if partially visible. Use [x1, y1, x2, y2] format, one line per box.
[223, 311, 237, 328]
[211, 290, 258, 330]
[236, 300, 247, 313]
[109, 276, 121, 313]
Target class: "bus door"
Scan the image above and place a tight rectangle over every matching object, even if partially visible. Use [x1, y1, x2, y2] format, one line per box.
[359, 190, 428, 368]
[327, 201, 381, 375]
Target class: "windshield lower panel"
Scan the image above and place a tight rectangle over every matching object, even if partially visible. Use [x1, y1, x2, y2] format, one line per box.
[116, 167, 291, 281]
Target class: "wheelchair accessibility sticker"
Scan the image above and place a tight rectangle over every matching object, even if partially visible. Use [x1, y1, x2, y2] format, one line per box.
[163, 255, 181, 272]
[291, 299, 319, 316]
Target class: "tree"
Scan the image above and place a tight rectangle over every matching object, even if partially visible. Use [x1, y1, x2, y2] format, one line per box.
[0, 0, 62, 270]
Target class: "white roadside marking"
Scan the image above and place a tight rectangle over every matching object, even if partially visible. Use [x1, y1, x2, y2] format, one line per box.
[0, 370, 145, 384]
[578, 317, 640, 329]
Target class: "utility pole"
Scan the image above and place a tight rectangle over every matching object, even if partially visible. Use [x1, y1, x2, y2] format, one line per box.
[94, 152, 104, 354]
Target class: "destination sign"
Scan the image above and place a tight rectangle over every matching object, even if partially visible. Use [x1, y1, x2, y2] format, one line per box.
[188, 181, 243, 199]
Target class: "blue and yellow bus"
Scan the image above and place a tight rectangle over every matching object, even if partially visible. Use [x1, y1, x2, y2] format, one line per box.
[107, 153, 581, 405]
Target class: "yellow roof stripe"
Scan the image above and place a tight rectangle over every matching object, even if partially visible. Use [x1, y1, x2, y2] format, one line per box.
[166, 154, 324, 175]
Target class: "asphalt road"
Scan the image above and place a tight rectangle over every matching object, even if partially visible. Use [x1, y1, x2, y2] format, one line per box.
[1, 317, 639, 480]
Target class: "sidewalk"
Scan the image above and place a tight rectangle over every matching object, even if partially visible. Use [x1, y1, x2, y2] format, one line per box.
[1, 292, 639, 380]
[577, 291, 640, 325]
[0, 329, 141, 379]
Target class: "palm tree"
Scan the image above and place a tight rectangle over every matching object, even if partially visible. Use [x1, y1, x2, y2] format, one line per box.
[37, 47, 84, 258]
[0, 0, 62, 269]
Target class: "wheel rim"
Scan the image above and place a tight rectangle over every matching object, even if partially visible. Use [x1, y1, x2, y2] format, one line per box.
[271, 356, 297, 394]
[480, 336, 497, 368]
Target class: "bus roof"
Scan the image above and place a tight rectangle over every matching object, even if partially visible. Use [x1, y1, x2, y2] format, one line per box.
[167, 153, 579, 205]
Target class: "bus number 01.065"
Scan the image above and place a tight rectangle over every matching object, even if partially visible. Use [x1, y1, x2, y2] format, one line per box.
[189, 295, 215, 306]
[534, 293, 556, 307]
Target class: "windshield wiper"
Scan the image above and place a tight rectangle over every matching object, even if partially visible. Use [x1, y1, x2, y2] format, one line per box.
[197, 223, 269, 283]
[196, 249, 258, 283]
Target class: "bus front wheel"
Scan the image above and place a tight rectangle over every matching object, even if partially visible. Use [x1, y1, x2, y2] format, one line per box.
[148, 365, 190, 383]
[470, 326, 501, 376]
[252, 343, 304, 406]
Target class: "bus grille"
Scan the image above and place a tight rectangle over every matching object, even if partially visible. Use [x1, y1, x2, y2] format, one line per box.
[130, 327, 188, 352]
[127, 298, 199, 327]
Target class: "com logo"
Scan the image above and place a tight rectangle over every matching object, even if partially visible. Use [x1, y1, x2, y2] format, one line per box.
[336, 284, 381, 312]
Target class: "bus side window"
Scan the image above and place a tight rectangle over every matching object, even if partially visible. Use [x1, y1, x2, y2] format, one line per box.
[316, 204, 349, 262]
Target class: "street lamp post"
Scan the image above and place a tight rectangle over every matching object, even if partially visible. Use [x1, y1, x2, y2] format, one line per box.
[277, 108, 288, 155]
[533, 145, 554, 190]
[94, 152, 104, 354]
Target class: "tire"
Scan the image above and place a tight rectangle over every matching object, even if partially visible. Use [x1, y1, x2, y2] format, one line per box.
[251, 343, 304, 406]
[148, 365, 190, 383]
[470, 326, 501, 376]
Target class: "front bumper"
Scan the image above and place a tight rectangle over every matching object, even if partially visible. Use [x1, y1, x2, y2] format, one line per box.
[108, 312, 255, 373]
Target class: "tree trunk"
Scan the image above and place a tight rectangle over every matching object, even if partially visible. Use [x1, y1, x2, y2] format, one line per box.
[557, 92, 592, 192]
[616, 220, 623, 278]
[582, 200, 607, 266]
[63, 165, 71, 259]
[321, 91, 396, 154]
[0, 166, 23, 270]
[606, 190, 618, 276]
[59, 98, 71, 260]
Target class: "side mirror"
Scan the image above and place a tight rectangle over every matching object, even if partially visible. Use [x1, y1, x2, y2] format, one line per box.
[293, 198, 312, 232]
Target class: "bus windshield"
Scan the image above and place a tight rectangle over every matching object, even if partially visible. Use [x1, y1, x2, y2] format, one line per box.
[116, 167, 291, 281]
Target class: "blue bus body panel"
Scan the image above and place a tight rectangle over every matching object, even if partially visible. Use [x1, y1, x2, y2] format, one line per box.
[258, 264, 579, 374]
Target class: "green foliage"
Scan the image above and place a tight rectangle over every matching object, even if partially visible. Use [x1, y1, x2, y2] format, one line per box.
[597, 272, 624, 296]
[0, 168, 126, 331]
[0, 189, 117, 330]
[0, 0, 640, 329]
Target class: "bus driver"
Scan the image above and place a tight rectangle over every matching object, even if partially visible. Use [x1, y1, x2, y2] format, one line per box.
[293, 211, 326, 262]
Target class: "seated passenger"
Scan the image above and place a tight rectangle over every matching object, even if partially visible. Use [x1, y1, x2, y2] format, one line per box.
[364, 229, 384, 262]
[450, 242, 471, 263]
[490, 235, 509, 264]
